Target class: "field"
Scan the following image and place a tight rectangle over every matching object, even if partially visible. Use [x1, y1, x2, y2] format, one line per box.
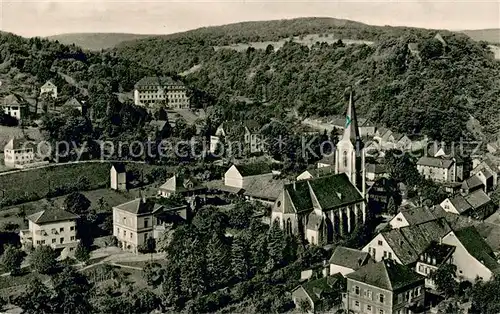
[0, 163, 110, 207]
[214, 33, 374, 52]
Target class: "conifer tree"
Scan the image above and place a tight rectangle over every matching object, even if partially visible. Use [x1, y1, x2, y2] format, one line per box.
[231, 236, 249, 281]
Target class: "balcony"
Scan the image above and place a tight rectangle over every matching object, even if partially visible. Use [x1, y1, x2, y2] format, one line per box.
[20, 229, 32, 240]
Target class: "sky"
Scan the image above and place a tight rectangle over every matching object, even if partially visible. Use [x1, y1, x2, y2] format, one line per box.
[0, 0, 499, 37]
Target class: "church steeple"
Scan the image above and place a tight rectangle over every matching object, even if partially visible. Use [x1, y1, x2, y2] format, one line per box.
[335, 87, 366, 200]
[342, 89, 363, 149]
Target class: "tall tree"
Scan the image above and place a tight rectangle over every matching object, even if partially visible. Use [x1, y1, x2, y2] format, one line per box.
[50, 266, 94, 314]
[206, 233, 231, 289]
[0, 245, 25, 275]
[231, 236, 250, 281]
[14, 277, 53, 314]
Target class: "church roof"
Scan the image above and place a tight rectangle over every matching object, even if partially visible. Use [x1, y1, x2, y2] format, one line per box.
[283, 173, 364, 213]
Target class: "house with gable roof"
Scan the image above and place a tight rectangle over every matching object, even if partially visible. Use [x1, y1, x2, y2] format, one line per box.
[292, 272, 346, 313]
[63, 97, 86, 115]
[329, 246, 373, 276]
[2, 94, 29, 121]
[158, 174, 205, 198]
[441, 226, 500, 282]
[224, 163, 274, 189]
[40, 80, 57, 98]
[415, 241, 455, 289]
[417, 156, 460, 183]
[363, 218, 452, 266]
[297, 166, 335, 181]
[344, 259, 425, 314]
[210, 120, 265, 154]
[440, 189, 494, 220]
[20, 207, 80, 257]
[388, 206, 438, 229]
[113, 197, 188, 253]
[3, 138, 35, 168]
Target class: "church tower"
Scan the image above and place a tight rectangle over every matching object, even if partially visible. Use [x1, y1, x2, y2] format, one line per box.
[335, 89, 366, 201]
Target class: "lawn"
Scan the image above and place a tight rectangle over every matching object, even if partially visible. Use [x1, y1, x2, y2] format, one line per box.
[214, 33, 374, 52]
[0, 163, 111, 207]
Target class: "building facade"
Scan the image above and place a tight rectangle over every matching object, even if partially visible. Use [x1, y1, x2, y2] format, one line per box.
[113, 198, 188, 253]
[3, 138, 35, 168]
[40, 81, 58, 98]
[210, 120, 264, 154]
[3, 94, 29, 121]
[344, 260, 426, 314]
[110, 164, 127, 191]
[20, 209, 80, 256]
[133, 76, 189, 109]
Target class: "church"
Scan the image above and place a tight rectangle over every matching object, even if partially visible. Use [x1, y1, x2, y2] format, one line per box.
[271, 91, 367, 245]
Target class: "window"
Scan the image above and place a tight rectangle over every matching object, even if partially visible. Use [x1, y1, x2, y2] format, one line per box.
[36, 240, 41, 244]
[144, 219, 149, 228]
[367, 290, 372, 299]
[379, 310, 384, 314]
[130, 232, 133, 239]
[70, 236, 75, 241]
[398, 293, 403, 303]
[70, 226, 75, 231]
[396, 217, 402, 221]
[123, 230, 126, 237]
[60, 238, 64, 244]
[355, 286, 360, 295]
[367, 305, 372, 311]
[69, 247, 74, 252]
[388, 252, 392, 259]
[117, 227, 120, 234]
[343, 151, 348, 168]
[378, 240, 383, 246]
[41, 240, 45, 245]
[52, 238, 56, 243]
[59, 227, 64, 232]
[354, 301, 360, 308]
[379, 294, 384, 303]
[383, 251, 388, 259]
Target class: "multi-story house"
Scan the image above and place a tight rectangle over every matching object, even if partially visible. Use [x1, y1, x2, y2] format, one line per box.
[2, 94, 29, 121]
[40, 81, 58, 99]
[158, 174, 204, 198]
[3, 138, 35, 168]
[113, 197, 188, 253]
[344, 259, 426, 314]
[416, 156, 460, 183]
[133, 76, 189, 109]
[20, 208, 80, 256]
[362, 218, 452, 265]
[210, 120, 264, 154]
[415, 241, 455, 289]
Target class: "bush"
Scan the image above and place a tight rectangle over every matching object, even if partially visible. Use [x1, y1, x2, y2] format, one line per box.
[29, 246, 58, 274]
[0, 245, 25, 275]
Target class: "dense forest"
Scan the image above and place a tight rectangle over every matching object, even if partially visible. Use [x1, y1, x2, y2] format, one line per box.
[113, 18, 500, 142]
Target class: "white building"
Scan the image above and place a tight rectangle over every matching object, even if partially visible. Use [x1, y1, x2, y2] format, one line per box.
[210, 120, 264, 154]
[110, 164, 127, 191]
[441, 227, 500, 282]
[2, 94, 28, 121]
[329, 246, 372, 276]
[40, 81, 58, 99]
[20, 209, 80, 256]
[3, 138, 35, 168]
[133, 76, 189, 109]
[417, 156, 460, 183]
[224, 164, 274, 189]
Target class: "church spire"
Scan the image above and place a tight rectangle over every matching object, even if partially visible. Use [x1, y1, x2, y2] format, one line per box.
[342, 88, 362, 148]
